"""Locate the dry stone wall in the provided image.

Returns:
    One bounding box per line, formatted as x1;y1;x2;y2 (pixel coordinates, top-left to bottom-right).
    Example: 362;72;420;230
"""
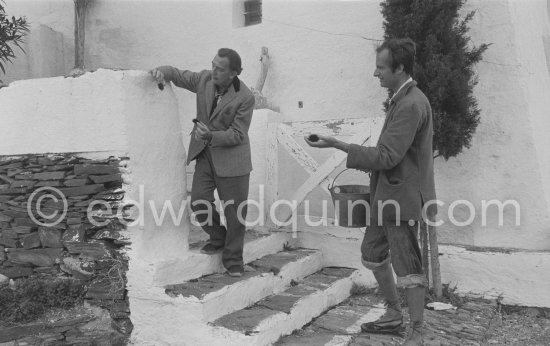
0;153;132;343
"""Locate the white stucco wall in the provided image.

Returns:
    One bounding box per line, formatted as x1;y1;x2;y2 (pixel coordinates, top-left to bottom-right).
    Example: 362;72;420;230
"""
0;68;190;257
434;0;550;250
2;0;550;252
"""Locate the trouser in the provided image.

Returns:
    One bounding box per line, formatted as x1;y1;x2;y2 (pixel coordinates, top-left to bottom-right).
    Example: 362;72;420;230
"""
190;149;250;268
360;221;428;288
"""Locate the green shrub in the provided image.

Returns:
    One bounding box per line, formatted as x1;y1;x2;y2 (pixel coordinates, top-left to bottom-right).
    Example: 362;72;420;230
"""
0;1;29;82
0;277;85;324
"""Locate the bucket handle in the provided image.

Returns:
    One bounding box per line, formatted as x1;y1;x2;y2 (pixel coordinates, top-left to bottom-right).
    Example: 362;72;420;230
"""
329;168;370;190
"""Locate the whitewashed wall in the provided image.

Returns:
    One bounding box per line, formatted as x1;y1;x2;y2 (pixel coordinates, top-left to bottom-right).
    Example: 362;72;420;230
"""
2;0;550;253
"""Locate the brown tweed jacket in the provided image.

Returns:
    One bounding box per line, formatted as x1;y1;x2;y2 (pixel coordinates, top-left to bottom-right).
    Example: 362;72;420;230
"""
346;81;437;223
160;67;255;177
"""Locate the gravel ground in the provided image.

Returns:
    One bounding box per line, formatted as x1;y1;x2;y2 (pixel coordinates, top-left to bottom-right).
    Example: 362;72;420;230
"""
485;306;550;345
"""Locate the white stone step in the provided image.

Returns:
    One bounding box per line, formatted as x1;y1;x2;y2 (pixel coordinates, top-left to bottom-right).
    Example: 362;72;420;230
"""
209;267;359;346
275;293;388;346
164;249;323;322
154;228;293;286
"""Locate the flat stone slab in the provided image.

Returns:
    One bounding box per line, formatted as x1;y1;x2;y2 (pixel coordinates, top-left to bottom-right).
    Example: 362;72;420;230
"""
274;329;335;346
165;249;319;299
312;304;369;334
188;228;269;251
301;272;344;289
321;267;357;278
277;292;497;346
165;270;267;299
214;267;357;333
249;249;317;274
257;293;303;314
212;305;279;334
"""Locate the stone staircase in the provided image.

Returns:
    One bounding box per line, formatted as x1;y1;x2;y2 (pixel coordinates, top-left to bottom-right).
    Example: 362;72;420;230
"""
155;227;370;346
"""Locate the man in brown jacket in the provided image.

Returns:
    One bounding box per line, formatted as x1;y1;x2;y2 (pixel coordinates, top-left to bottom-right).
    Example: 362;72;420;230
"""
305;38;436;346
150;48;255;277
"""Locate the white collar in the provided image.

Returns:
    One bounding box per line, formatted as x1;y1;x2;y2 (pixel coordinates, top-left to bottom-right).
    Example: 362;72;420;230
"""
390;77;413;103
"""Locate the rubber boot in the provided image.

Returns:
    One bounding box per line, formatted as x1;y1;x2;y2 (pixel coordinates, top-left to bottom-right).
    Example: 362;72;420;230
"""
402;286;425;346
361;262;403;334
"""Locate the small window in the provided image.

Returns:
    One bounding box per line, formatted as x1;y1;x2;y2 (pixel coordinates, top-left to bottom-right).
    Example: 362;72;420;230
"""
244;0;262;26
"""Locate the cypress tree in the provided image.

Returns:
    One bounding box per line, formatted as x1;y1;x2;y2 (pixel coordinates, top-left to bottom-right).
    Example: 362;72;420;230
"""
381;0;489;159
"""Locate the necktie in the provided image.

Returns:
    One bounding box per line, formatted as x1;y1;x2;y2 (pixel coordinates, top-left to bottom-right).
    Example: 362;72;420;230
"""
210;92;224;117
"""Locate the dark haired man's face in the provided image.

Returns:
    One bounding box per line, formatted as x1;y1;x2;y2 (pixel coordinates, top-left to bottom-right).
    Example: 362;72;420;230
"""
212;55;237;90
374;48;402;91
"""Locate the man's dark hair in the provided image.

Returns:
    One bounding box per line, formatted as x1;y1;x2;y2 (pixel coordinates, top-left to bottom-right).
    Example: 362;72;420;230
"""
217;48;243;75
376;38;416;75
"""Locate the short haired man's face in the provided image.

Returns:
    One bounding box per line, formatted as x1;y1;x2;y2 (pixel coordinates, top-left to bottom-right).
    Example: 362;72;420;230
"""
374;48;403;91
212;55;237;89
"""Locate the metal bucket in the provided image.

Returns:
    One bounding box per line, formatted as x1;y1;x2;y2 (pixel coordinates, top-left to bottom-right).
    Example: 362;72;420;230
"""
329;169;370;228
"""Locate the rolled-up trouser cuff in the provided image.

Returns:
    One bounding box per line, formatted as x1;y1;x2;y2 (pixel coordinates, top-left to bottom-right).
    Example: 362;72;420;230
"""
361;256;391;272
396;273;428;288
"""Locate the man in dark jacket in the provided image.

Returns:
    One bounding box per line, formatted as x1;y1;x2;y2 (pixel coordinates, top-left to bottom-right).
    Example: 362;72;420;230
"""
305;38;436;346
150;48;255;277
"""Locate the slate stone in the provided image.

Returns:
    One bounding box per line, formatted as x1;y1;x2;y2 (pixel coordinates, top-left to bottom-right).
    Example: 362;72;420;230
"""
34;181;62;187
92;229;124;241
0;266;33;278
62;225;85;243
38;228;63;248
13;226;34;234
33;266;59;275
0;196;11;202
9;180;36;189
37;157;56;166
89;174;122;184
213;305;279;333
63;179;88;187
59;184;104;197
0;237;19;248
42;199;67;210
2;229;19;239
74;200;93;207
1;161;23;169
250;249;317;275
321;267;357;278
14;172;34;179
0;187;27;195
302;272;345;289
7;248;63;266
0;221;10;229
312;305;367;333
165;270;265;299
1;209;28;218
0;213;12;222
111;317;134;335
85;276;124;300
49;164;72;171
0;184;9;190
74;164;118;176
22;232;41;249
33;171;66;180
257;293;302;314
60;257;93;280
93;191;125;200
285;283;322;298
65;241;110;258
12;218;35;227
66;217;82;225
0;175;13;184
277;329;337;346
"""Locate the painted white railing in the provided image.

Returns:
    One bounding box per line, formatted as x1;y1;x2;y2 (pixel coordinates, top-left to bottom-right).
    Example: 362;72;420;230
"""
264;116;385;226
